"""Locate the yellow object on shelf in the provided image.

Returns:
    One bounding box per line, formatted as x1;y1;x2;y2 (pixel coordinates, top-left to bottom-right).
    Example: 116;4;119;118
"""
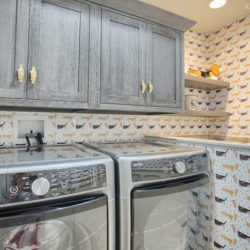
188;69;202;77
209;64;220;77
188;64;220;79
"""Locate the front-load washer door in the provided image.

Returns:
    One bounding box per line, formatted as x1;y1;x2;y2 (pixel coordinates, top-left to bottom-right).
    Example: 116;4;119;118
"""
131;173;210;250
0;194;108;250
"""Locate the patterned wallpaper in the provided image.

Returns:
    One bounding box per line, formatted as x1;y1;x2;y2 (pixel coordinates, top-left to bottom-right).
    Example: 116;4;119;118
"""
184;29;208;72
207;15;250;138
185;15;250;138
209;146;250;250
0;111;211;147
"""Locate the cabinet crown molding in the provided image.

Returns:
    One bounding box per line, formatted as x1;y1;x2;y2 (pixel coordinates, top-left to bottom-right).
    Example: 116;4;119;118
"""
83;0;196;32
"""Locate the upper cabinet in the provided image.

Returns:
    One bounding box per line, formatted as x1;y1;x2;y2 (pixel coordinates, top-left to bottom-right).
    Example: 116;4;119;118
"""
0;0;29;99
27;0;90;103
99;10;183;112
146;24;183;109
100;10;146;107
0;0;194;112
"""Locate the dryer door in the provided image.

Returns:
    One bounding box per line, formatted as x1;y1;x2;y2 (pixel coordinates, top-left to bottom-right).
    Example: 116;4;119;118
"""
0;194;108;250
131;173;209;250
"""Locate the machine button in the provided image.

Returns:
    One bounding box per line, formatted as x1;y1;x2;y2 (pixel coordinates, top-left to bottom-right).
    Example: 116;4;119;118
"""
174;162;186;174
31;177;50;196
51;178;57;184
9;186;19;194
61;179;68;188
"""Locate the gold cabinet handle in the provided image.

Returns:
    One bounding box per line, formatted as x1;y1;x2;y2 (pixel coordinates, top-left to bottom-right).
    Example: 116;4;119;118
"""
17;64;25;83
141;80;146;94
29;66;37;84
148;81;154;94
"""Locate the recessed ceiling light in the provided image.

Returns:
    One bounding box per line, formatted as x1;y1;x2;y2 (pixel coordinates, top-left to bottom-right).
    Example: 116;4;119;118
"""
209;0;227;9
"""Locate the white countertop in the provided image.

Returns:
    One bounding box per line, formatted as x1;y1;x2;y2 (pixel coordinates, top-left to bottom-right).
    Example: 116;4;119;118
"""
145;136;250;150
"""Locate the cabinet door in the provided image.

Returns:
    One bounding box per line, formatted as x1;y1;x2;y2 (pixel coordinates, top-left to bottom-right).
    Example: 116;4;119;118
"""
100;10;146;106
27;0;89;103
146;24;183;108
0;0;29;99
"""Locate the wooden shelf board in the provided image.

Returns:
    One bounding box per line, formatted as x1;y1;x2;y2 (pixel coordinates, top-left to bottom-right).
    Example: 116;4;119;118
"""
185;73;229;90
167;111;230;117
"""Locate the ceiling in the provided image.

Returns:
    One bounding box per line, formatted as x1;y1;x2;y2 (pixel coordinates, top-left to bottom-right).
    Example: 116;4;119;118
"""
141;0;249;33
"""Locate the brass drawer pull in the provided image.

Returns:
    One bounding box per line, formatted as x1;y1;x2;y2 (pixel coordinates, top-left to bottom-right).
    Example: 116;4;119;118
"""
148;81;154;94
29;66;37;84
17;64;24;83
141;80;146;94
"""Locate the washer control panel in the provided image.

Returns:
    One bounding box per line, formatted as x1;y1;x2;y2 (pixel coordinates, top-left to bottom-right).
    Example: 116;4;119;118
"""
0;164;106;204
131;152;208;182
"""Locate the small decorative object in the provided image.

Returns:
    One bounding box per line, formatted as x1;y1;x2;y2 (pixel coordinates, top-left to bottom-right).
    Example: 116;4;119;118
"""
188;69;202;77
185;95;197;111
209;64;220;79
188;64;220;79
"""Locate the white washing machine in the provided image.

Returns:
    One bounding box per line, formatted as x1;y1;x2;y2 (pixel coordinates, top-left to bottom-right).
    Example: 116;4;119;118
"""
0;144;115;250
85;141;210;250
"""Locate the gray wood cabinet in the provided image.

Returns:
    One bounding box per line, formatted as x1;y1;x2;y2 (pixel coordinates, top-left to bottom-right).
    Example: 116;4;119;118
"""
99;10;184;112
27;0;90;103
0;0;29;99
0;0;193;112
146;24;183;109
100;10;146;106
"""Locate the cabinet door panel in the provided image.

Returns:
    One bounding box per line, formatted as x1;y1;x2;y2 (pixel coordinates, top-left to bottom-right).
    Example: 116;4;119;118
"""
100;10;146;106
27;0;89;103
0;0;29;99
146;25;183;108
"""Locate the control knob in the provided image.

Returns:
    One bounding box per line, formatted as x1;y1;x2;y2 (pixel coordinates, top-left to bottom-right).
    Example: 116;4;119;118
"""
9;186;19;194
174;162;186;174
31;177;50;196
